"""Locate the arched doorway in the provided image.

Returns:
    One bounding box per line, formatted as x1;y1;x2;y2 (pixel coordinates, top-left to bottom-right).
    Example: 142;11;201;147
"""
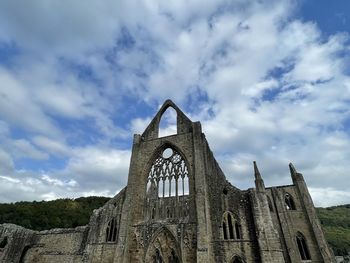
145;228;181;263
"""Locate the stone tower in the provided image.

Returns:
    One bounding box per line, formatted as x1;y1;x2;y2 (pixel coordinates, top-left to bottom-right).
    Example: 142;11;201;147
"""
0;100;335;262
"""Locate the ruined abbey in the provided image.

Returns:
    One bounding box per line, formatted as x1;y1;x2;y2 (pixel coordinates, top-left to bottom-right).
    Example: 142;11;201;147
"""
0;100;335;262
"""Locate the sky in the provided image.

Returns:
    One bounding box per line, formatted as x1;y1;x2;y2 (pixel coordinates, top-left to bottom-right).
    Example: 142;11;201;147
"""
0;0;349;207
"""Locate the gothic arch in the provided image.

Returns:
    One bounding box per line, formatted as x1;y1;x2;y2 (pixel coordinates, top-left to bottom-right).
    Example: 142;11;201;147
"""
296;231;311;260
141;100;193;140
222;211;242;240
159;106;177;137
145;142;190;197
230;255;245;263
144;227;182;263
285;193;296;210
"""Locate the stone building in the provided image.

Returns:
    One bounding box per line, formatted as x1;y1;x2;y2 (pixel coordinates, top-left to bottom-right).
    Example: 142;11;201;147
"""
0;100;335;262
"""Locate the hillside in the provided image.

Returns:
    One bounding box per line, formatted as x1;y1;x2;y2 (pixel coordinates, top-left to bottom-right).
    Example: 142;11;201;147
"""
317;204;350;256
0;196;109;230
0;197;349;256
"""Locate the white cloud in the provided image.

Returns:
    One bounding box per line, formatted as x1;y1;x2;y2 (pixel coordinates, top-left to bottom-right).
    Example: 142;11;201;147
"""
0;0;348;207
32;136;70;157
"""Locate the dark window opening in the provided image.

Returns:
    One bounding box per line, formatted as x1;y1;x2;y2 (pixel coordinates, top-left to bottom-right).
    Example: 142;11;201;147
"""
232;255;244;263
223;212;242;240
154;248;164;263
0;236;7;248
235;222;242;239
106;218;118;242
285;193;296;210
223;221;228;240
267;196;274;212
296;232;311;260
168;249;179;263
228;213;234;239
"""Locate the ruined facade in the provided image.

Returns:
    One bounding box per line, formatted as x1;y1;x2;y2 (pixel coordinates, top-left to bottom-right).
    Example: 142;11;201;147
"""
0;100;335;262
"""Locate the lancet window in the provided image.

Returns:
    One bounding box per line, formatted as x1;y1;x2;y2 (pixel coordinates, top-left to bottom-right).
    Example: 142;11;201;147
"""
267;195;274;212
285;193;296;210
222;212;242;240
147;147;189;198
106;218;118;242
296;232;311;260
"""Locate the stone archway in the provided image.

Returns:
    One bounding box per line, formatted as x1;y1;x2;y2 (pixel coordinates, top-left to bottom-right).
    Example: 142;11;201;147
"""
145;228;181;263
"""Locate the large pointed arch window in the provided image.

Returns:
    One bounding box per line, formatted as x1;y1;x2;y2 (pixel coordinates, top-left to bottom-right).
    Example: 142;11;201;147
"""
147;147;189;198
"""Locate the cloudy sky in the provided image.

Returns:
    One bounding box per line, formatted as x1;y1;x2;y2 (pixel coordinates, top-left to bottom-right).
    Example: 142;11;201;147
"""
0;0;349;207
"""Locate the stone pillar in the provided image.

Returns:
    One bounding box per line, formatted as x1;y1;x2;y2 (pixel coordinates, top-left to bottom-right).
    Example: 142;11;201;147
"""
289;163;335;263
251;162;285;263
192;122;214;262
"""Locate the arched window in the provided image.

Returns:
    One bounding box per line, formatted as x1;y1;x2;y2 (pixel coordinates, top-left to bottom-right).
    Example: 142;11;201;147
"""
159;107;177;137
296;232;311;260
222;212;242;240
106;218;118;242
147;147;189;198
0;236;7;248
232;255;245;263
267;195;274;212
285;193;296;210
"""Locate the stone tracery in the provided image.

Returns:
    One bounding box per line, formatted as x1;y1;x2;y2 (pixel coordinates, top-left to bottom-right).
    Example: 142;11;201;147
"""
147;147;189;198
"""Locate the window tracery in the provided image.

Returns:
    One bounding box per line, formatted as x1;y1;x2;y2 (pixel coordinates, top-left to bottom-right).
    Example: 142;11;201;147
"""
147;147;189;198
106;218;118;242
222;212;242;240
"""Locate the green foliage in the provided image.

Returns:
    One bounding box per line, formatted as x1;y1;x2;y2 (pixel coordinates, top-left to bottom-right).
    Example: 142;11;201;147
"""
317;204;350;256
0;197;349;256
0;196;109;231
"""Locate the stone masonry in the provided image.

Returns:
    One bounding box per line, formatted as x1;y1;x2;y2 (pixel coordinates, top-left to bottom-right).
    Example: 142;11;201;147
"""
0;100;335;262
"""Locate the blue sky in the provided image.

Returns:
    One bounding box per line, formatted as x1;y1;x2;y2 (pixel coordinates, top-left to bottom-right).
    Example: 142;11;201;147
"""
0;0;349;206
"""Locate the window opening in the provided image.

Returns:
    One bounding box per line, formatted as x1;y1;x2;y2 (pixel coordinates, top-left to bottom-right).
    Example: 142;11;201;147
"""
285;193;296;210
223;221;228;240
169;249;180;263
232;256;244;263
235;222;241;239
154;248;164;263
267;196;274;212
228;214;234;239
106;218;118;242
0;236;7;248
296;232;311;260
223;212;242;240
147;147;189;198
159;107;177;137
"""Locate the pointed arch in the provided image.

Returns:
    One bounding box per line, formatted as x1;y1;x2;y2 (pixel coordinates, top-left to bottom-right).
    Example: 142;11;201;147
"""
145;143;190;198
285;193;296;210
296;232;311;260
222;212;242;240
144;227;181;263
159;106;177;137
141;100;193;140
231;255;245;263
106;218;118;242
